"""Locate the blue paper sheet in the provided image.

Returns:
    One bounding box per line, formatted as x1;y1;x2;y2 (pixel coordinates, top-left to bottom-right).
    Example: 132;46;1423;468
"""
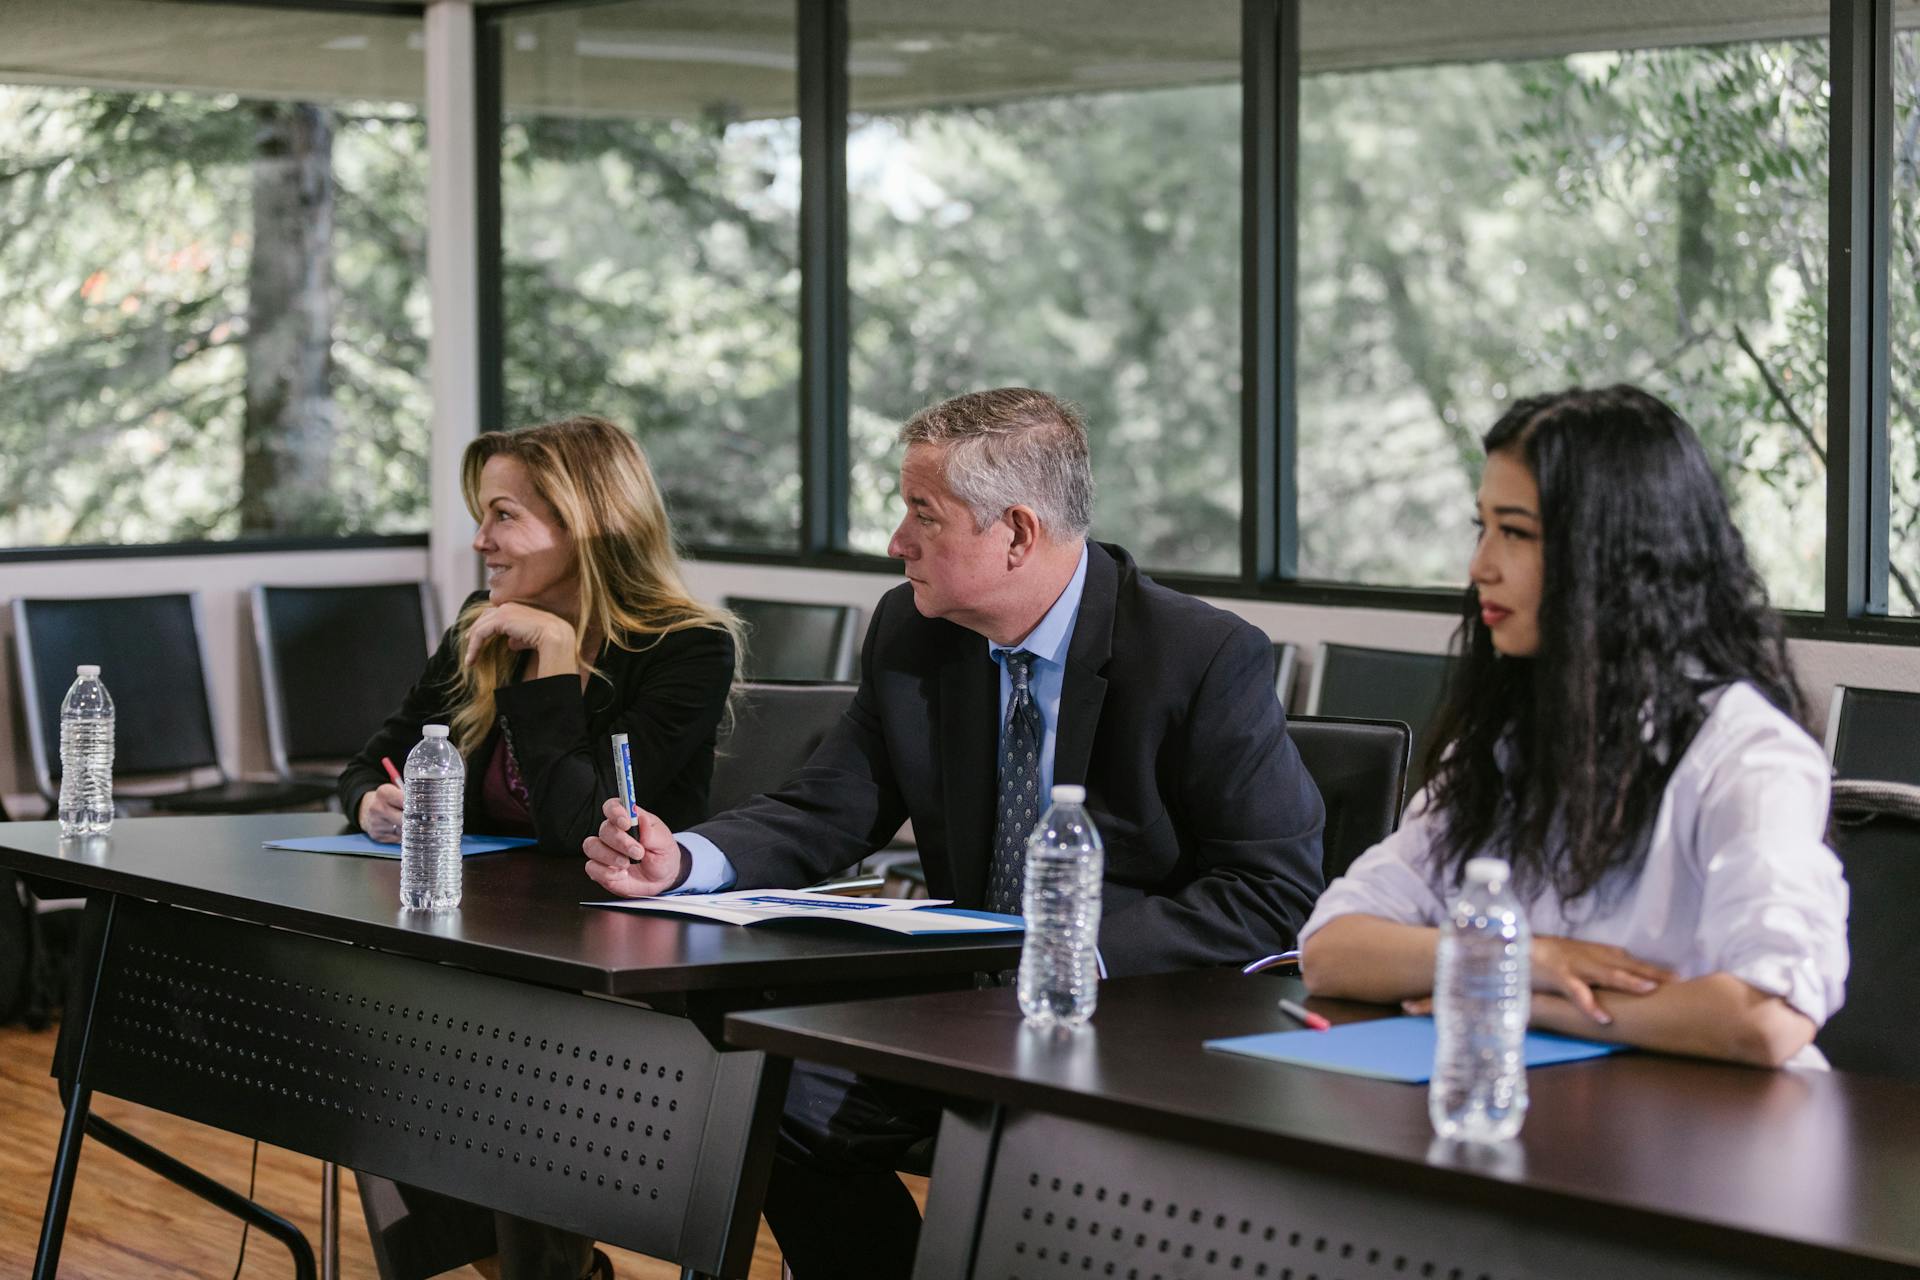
264;833;536;858
1205;1015;1627;1083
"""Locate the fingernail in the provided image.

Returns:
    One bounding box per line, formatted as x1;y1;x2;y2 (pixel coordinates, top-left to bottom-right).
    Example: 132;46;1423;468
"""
1636;979;1657;992
1595;1011;1613;1025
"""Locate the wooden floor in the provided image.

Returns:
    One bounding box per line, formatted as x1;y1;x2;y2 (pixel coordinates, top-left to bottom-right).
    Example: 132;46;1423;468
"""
1;1020;921;1278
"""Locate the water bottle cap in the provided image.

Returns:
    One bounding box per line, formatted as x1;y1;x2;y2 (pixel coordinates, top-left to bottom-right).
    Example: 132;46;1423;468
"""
1050;784;1086;804
422;724;450;739
1464;856;1511;883
75;664;100;677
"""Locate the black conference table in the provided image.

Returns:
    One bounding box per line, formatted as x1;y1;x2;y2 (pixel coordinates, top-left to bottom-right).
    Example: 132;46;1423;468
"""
0;814;1021;1280
728;967;1920;1280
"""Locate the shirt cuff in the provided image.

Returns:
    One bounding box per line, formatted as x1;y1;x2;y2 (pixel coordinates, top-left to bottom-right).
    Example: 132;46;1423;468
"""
671;831;738;894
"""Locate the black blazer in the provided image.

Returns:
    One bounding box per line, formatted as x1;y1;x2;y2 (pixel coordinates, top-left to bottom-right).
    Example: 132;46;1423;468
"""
694;543;1326;976
340;590;734;852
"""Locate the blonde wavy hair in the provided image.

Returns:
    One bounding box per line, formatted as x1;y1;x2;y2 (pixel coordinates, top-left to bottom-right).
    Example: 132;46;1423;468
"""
448;415;741;757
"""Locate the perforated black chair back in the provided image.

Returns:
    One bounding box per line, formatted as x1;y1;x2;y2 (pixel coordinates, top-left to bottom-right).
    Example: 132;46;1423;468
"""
725;597;860;683
13;594;223;796
709;681;857;817
1272;642;1300;708
252;583;438;776
13;593;333;814
1826;685;1920;787
1286;714;1412;882
1817;812;1920;1081
1304;642;1456;791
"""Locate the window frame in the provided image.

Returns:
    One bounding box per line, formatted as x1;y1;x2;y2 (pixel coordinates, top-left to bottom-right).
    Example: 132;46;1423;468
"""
11;0;1904;653
471;0;1914;645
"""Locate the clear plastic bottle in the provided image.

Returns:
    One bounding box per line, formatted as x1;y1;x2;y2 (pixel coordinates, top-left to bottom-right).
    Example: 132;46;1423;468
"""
400;724;464;910
1430;856;1531;1142
1017;784;1104;1029
57;665;115;837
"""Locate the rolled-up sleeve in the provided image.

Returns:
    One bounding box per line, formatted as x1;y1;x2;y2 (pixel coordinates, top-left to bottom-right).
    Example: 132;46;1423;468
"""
1693;721;1850;1027
1299;790;1449;942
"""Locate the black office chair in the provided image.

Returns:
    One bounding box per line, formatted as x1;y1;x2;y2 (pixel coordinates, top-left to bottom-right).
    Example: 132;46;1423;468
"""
1303;641;1456;792
13;594;333;814
251;582;439;784
1817;791;1920;1081
725;597;860;683
1286;714;1412;882
1825;685;1920;787
1272;641;1300;708
710;680;859;816
1244;714;1412;977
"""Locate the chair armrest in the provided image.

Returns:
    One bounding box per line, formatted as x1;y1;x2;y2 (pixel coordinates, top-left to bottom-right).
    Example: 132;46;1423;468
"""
809;875;887;897
1241;950;1302;976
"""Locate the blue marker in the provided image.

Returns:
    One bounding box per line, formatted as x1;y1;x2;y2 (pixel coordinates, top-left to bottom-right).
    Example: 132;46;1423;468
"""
611;732;637;830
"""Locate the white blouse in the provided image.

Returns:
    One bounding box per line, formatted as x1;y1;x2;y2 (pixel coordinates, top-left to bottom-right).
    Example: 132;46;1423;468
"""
1301;681;1850;1045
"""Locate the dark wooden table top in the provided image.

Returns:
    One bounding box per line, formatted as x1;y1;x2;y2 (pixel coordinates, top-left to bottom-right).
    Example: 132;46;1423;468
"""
0;815;1020;997
728;967;1920;1276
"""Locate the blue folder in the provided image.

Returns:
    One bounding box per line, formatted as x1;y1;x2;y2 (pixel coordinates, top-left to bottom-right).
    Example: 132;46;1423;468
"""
264;834;536;858
1205;1015;1628;1083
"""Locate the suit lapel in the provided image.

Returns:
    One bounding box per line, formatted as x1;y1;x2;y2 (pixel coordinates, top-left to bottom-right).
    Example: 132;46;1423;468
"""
939;641;1000;907
1053;544;1115;789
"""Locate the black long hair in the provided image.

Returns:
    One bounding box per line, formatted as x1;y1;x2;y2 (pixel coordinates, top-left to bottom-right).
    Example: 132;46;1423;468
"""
1421;384;1802;904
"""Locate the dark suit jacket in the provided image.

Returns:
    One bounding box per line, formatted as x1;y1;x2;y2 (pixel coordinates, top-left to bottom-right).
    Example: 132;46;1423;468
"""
340;590;734;853
694;543;1325;976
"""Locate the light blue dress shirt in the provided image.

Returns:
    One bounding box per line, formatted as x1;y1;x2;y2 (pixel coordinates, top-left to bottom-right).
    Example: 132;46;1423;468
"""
673;545;1091;894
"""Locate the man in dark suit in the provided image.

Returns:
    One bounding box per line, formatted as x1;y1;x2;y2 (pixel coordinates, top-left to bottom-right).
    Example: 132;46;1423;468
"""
584;387;1325;1277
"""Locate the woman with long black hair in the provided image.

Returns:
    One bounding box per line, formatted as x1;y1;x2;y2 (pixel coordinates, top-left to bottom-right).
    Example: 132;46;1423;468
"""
1300;384;1848;1068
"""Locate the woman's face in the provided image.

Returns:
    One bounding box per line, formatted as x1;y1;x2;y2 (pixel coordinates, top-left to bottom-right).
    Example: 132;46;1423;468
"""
472;456;579;616
1470;450;1544;658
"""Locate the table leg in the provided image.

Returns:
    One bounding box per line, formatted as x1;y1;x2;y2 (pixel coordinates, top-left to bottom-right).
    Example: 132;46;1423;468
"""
321;1161;340;1280
33;894;117;1280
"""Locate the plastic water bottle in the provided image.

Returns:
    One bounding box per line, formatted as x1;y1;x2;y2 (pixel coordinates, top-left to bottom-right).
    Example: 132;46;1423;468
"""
1017;784;1104;1029
400;725;464;910
1430;856;1531;1142
57;665;115;836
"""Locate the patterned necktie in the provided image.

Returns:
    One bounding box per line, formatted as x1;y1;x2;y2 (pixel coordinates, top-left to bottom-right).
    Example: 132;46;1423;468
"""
986;650;1044;916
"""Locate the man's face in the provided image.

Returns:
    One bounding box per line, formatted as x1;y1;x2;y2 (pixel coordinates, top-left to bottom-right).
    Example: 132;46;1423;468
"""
887;443;1013;633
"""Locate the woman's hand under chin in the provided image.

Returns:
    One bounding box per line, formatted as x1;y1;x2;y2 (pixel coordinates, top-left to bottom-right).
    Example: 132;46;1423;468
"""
464;602;580;677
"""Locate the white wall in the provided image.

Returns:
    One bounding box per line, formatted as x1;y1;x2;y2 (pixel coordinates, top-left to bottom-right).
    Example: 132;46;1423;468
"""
5;547;1917;815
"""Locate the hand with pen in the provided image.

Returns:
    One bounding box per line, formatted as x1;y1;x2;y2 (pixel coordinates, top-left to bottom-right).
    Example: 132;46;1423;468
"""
358;756;406;845
582;797;687;898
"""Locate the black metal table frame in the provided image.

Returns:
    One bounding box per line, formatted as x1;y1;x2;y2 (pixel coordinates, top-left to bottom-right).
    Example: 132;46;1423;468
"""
909;1100;1830;1280
36;892;789;1280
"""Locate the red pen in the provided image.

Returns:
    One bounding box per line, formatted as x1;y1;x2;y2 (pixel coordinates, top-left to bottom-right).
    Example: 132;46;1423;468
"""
381;756;403;788
1278;997;1331;1032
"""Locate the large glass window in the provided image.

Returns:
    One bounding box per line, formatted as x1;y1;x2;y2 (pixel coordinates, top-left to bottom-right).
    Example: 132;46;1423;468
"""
498;1;801;550
1297;9;1831;610
0;1;428;549
1892;12;1920;615
843;3;1242;575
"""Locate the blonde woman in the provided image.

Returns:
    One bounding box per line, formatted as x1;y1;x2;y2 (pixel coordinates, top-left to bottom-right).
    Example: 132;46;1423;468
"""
341;414;738;856
338;416;735;1280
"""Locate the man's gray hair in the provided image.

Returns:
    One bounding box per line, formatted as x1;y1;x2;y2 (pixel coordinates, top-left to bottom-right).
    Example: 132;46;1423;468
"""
898;388;1094;539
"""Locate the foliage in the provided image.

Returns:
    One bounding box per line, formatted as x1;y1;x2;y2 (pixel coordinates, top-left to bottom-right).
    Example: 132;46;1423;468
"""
0;87;429;547
2;31;1916;615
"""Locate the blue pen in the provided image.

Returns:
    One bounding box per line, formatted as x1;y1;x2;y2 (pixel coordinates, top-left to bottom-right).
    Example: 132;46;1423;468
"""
611;732;637;830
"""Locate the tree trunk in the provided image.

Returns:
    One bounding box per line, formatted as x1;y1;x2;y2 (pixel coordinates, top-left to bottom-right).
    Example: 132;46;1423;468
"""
240;102;336;535
1675;161;1715;336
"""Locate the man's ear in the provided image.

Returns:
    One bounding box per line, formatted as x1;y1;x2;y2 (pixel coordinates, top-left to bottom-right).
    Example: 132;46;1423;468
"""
1004;505;1042;567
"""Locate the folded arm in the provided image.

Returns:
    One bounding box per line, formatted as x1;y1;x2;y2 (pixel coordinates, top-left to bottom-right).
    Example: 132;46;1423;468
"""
1532;975;1816;1068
